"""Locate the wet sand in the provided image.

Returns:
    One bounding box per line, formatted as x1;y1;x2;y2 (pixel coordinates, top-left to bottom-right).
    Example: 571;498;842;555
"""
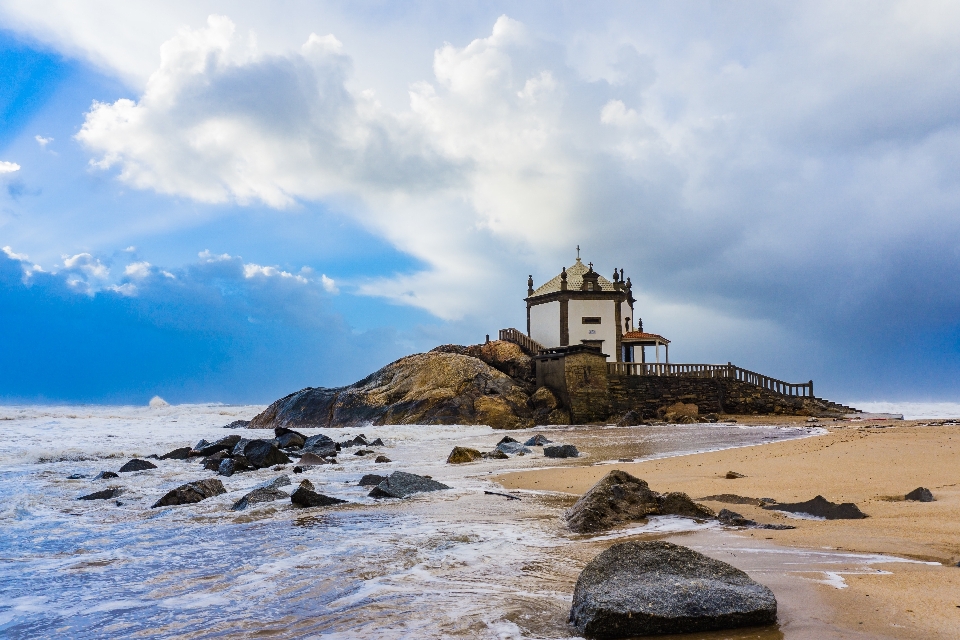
496;419;960;639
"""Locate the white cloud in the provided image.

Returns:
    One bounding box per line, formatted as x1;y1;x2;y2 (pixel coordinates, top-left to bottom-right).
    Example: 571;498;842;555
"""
63;252;110;282
243;262;308;283
0;161;21;173
108;282;138;296
35;135;53;147
124;261;152;278
320;274;338;294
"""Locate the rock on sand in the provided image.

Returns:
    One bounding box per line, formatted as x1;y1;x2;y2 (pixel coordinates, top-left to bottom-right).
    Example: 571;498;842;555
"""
570;540;777;638
368;471;450;499
446;447;483;464
151;479;225;508
763;495;868;519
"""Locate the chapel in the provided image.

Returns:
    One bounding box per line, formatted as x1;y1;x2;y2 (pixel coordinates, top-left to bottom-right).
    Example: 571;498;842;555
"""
525;250;670;363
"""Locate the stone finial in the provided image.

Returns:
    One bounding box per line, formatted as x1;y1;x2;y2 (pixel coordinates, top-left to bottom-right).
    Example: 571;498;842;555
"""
527;274;534;295
620;268;624;281
561;267;567;291
612;268;619;282
625;276;632;290
638;317;643;332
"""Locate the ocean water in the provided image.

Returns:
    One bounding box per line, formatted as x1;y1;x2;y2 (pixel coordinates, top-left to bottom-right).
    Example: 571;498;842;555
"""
849;401;960;420
0;405;892;638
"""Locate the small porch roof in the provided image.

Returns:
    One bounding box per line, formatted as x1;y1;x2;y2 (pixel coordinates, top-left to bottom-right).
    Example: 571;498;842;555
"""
621;330;670;346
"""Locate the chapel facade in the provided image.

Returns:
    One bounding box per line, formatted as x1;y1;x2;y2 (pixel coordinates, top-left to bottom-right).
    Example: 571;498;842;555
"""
525;252;671;363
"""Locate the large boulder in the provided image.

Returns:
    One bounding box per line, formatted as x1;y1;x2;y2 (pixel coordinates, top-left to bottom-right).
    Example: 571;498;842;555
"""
905;487;934;502
248;351;534;430
368;471;451;498
565;471;661;533
528;387;570;425
763;495;868;519
662;402;699;423
570;541;777;638
194;434;242;457
431;340;535;385
151;479;225;508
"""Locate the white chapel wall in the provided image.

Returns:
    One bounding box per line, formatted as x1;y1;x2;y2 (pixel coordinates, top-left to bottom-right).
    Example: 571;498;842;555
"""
620;300;635;332
568;299;618;361
529;301;560;347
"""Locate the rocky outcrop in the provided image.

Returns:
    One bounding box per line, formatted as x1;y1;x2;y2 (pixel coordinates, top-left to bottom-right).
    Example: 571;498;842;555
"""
446;447;483;464
151;479;225;508
763;495;868;519
565;471;716;534
431;340;535;386
249;351;537;430
570;541;777;638
368;471;450;498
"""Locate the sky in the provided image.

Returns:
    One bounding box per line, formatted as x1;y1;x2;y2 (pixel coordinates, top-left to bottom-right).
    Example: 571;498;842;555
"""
1;1;959;405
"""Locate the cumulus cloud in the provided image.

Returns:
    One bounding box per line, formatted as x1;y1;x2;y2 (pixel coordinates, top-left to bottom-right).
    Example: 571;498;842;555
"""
0;161;21;173
124;261;152;278
320;274;338;294
35;135;53;147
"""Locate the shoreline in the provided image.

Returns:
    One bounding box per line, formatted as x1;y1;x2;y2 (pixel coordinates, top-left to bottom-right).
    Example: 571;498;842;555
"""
494;418;960;639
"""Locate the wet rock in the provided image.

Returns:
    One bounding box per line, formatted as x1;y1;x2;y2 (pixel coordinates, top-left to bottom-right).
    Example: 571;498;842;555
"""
221;419;250;429
67;473;87;480
374;455;391;463
658;492;716;520
763;495;868;519
446;446;483;464
368;471;451;499
248;350;535;430
274;426;306;438
217;458;236;476
232;486;288;511
119;459;157;473
570;540;777;638
524;434;552;446
236;439;291;469
564;470;661;534
195;434;243;457
353;449;375;456
201;450;231;465
369;438;385;446
297;452;334;466
291;480;347;507
717;509;795;530
905;487;934;502
302;434;337;458
276;432;305;449
482;449;509;460
615;410;647;427
497;441;532;455
95;471;119;480
726;471;746;479
358;474;387;486
543;444;579;458
340;435;369;448
497;435;519;445
151;479;226;508
159;447;192;460
79;488;123;500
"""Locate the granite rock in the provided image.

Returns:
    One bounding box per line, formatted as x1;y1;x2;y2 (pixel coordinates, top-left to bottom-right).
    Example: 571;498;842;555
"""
570;540;777;638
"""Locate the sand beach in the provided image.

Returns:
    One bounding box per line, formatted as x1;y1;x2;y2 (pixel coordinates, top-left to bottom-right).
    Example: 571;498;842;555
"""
497;418;960;639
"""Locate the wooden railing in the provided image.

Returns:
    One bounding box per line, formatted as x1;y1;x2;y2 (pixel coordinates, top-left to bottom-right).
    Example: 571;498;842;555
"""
608;362;814;398
498;328;546;356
